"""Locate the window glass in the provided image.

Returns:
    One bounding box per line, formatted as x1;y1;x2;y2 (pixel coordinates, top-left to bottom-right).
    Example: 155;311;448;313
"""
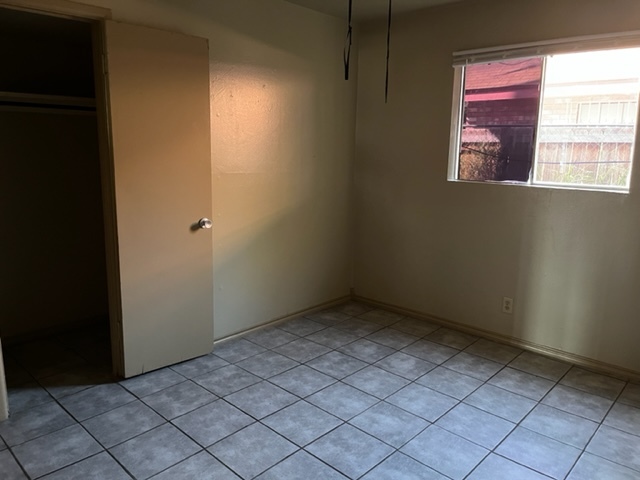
452;46;640;191
459;58;543;182
535;48;640;188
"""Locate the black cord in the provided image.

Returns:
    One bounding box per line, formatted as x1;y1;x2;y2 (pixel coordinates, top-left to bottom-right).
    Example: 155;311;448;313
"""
344;0;353;80
385;0;392;103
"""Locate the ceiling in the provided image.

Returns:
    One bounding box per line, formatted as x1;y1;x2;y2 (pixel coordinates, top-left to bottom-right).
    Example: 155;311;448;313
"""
284;0;464;20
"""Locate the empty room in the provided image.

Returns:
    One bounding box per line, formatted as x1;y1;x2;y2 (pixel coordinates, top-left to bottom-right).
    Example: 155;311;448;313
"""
0;0;639;479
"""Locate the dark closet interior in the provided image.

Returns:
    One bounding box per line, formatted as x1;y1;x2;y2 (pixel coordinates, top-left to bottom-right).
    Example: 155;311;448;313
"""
0;7;112;389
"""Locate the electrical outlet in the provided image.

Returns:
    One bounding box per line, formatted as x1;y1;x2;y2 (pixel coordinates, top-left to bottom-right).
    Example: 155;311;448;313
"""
502;297;514;314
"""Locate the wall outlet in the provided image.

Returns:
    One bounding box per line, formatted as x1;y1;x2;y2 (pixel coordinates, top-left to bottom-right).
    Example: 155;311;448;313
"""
502;297;514;314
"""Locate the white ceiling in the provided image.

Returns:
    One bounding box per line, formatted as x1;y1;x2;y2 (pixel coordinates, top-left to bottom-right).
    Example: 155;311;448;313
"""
284;0;464;20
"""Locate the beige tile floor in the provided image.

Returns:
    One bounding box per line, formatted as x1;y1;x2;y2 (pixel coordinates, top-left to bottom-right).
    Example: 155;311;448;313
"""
1;302;639;479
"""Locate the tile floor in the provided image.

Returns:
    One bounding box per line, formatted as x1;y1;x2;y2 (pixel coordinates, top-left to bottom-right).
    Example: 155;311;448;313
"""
1;302;640;479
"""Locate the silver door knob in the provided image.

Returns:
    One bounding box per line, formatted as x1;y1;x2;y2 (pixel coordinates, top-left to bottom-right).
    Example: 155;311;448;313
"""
198;218;212;229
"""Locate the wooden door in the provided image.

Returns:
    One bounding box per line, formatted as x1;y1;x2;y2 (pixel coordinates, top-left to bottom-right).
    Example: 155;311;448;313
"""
103;20;213;378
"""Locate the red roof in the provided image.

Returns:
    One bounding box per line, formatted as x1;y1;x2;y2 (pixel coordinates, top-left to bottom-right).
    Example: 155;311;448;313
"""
465;58;542;90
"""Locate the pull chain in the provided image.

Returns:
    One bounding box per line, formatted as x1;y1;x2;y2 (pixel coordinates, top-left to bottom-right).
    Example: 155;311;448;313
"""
344;0;353;80
385;0;393;103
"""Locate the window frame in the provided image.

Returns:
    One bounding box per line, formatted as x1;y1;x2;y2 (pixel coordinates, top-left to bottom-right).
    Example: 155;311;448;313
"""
447;32;640;193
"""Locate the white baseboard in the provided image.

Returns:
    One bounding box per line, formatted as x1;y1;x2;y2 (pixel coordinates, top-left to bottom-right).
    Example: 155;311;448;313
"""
211;292;640;383
354;295;640;383
214;295;351;346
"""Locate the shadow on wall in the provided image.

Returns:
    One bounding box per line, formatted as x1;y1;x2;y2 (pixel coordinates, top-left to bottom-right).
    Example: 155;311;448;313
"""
513;190;640;369
212;191;351;339
209;64;353;339
0;111;109;339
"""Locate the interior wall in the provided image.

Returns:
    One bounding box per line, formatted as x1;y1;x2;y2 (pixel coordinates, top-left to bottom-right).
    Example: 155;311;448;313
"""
0;8;108;341
354;0;640;372
0;111;108;338
80;0;357;339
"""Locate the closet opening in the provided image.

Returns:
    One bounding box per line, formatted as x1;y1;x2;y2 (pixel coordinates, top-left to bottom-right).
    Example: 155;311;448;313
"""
0;6;115;403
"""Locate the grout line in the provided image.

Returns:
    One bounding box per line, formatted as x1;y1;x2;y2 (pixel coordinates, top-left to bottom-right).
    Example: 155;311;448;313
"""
4;444;31;480
3;303;640;479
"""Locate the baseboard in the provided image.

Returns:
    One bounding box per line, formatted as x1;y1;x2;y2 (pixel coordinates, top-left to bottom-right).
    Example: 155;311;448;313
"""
214;295;352;346
353;294;640;383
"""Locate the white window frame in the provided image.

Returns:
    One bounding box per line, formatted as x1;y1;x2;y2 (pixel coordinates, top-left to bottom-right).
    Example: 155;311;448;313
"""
447;31;640;193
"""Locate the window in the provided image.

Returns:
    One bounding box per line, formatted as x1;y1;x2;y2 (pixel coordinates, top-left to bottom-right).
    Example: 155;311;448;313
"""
449;38;640;192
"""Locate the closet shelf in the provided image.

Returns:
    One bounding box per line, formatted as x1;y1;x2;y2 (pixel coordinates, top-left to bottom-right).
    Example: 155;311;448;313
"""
0;91;96;108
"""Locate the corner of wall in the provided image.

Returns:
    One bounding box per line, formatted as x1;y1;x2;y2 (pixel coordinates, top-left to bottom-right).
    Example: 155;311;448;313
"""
0;339;8;421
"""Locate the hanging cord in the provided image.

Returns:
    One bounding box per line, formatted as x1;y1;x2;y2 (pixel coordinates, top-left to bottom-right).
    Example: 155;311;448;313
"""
344;0;353;80
385;0;393;103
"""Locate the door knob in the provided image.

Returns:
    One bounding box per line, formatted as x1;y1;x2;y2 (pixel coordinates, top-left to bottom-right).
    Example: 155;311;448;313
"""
198;218;212;229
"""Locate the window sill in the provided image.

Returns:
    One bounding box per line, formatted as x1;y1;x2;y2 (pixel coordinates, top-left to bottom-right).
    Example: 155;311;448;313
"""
447;178;630;195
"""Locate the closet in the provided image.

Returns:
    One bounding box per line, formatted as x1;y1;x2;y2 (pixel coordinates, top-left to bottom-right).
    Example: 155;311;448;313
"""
2;3;215;386
0;7;111;370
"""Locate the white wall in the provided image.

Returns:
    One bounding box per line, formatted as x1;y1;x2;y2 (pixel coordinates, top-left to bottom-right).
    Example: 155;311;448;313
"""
354;0;640;372
81;0;357;338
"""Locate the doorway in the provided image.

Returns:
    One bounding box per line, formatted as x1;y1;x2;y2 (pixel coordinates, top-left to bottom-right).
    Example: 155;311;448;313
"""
0;1;216;411
0;7;115;411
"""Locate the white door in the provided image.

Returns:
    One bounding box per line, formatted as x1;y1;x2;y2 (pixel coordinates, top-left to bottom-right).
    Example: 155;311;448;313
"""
103;20;214;378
